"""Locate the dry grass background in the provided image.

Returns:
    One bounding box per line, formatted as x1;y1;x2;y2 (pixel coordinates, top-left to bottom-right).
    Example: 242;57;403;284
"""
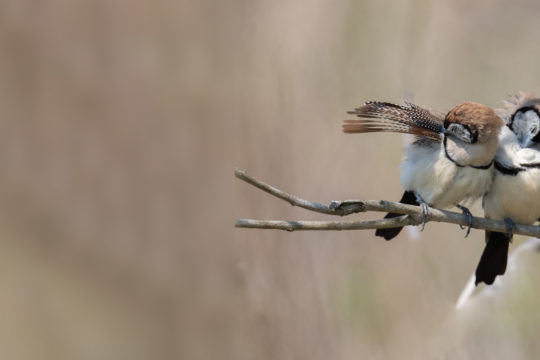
2;0;540;359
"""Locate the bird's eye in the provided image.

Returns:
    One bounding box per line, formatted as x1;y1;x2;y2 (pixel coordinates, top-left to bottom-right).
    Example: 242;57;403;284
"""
446;123;474;143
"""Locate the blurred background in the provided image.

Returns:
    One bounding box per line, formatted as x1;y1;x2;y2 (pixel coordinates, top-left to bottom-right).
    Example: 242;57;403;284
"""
2;0;540;358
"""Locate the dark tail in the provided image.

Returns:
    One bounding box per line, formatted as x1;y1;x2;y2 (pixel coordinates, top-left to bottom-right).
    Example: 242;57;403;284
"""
375;191;418;241
475;231;511;286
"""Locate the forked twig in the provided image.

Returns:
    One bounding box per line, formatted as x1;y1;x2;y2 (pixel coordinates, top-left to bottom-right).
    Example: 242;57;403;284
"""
234;168;540;237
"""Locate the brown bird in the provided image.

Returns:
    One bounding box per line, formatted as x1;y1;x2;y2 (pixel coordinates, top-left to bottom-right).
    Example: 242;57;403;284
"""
344;101;504;240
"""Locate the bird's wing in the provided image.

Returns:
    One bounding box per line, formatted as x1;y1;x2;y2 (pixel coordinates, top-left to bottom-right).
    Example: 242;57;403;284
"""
343;101;444;141
494;127;540;171
518;146;540;168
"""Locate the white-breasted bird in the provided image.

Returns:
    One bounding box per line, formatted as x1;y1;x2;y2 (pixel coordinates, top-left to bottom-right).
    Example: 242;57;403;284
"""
476;92;540;285
343;101;504;240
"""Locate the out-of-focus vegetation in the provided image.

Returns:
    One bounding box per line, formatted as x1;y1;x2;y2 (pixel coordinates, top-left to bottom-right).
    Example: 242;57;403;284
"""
2;0;540;359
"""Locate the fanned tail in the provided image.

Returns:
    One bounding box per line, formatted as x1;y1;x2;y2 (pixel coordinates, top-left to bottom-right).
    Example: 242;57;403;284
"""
343;101;444;141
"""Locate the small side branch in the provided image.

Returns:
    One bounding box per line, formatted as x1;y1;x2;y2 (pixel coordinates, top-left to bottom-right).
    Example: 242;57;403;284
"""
235;216;416;232
235;168;540;237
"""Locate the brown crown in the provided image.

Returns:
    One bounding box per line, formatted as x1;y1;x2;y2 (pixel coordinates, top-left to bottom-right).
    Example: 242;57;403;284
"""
445;102;504;143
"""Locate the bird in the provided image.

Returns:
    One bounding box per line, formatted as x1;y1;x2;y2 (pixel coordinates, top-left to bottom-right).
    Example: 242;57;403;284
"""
343;100;504;240
476;92;540;285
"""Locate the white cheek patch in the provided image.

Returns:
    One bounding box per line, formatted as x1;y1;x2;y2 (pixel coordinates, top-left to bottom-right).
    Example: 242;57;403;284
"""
513;110;540;139
447;123;472;143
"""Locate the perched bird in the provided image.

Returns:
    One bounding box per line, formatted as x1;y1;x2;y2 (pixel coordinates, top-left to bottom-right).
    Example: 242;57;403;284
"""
343;101;504;240
476;92;540;285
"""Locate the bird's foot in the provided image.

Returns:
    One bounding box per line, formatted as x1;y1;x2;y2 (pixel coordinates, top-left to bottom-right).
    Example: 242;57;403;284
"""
415;194;430;231
456;204;473;238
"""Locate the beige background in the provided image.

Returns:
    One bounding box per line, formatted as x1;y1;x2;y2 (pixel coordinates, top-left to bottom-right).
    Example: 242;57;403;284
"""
1;0;540;359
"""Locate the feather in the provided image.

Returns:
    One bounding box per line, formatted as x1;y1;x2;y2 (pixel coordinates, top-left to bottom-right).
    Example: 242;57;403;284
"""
343;101;444;141
375;190;418;240
475;231;511;285
496;91;538;124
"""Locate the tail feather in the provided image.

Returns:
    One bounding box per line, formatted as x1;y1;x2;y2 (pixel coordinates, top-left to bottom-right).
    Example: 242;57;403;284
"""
343;101;444;141
475;231;511;285
375;191;418;240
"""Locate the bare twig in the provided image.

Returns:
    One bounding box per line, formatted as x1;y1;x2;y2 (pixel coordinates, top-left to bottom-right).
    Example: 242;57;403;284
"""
235;168;540;237
235;217;416;231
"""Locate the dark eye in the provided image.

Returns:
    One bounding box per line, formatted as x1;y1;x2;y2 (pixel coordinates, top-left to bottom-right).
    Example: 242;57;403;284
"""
446;123;475;143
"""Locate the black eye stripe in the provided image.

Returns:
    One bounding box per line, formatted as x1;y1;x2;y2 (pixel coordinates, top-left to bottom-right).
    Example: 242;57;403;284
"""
462;124;478;143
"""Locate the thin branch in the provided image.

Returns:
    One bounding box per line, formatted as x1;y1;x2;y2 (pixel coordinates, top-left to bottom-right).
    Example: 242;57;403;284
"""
235;216;416;231
235;168;540;237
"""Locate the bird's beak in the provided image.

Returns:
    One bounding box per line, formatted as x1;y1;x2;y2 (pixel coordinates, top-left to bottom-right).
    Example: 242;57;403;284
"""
519;135;534;148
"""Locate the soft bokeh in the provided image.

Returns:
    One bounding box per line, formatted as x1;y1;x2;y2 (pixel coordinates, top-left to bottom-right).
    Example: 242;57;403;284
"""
2;0;540;359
